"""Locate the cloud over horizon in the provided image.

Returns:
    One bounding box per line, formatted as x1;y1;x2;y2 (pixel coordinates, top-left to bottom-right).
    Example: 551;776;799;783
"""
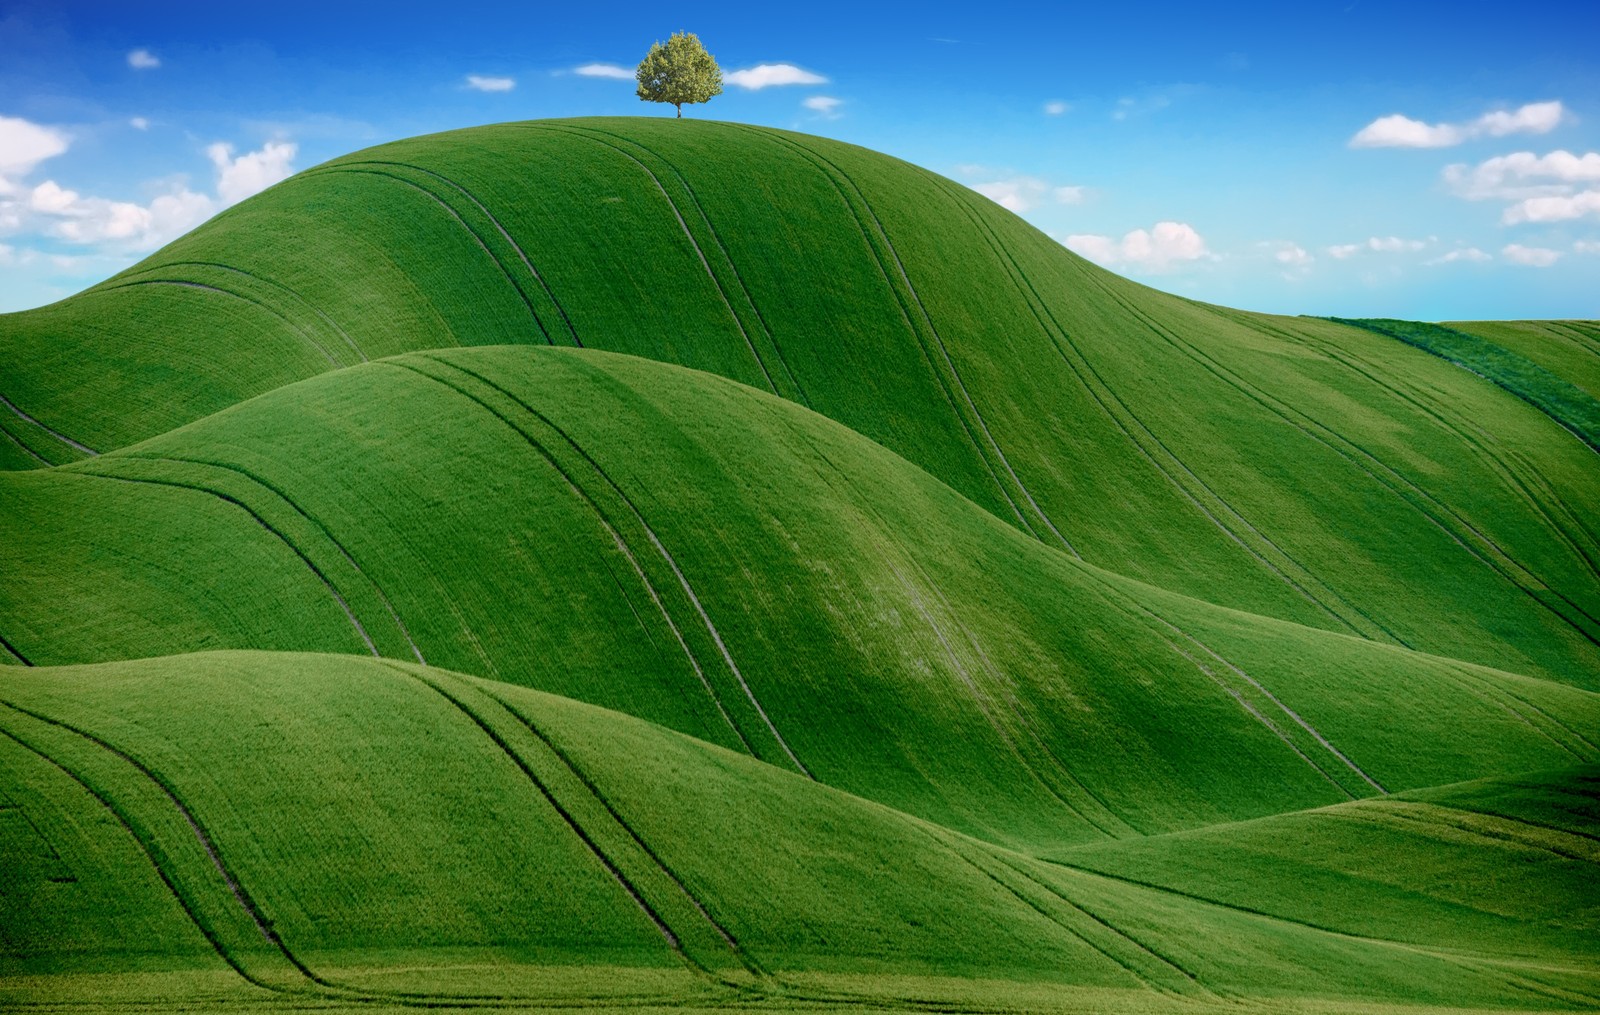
724;63;827;89
1350;101;1566;149
465;74;515;93
573;63;633;80
1065;221;1211;271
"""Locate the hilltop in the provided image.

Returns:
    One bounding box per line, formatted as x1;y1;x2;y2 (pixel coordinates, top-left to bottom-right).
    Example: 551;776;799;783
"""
1;119;1596;1013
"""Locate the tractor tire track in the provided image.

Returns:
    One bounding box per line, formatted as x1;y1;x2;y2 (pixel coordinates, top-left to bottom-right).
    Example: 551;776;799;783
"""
99;279;341;368
128;453;424;665
307;166;553;345
428;354;813;779
0;632;31;666
335;159;580;347
379;359;756;758
0;391;98;458
735;125;1036;539
0;417;53;466
764;130;1070;551
74;466;378;657
518;125;778;393
557;124;810;406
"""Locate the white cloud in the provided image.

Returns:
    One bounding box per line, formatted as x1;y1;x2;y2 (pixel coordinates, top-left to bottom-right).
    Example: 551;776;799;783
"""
1502;189;1600;224
1425;247;1491;265
1576;240;1600;254
1327;236;1428;258
969;176;1084;213
1444;150;1600;200
802;95;843;119
724;63;827;89
127;48;161;70
0;116;69;179
207;141;297;205
1502;243;1561;267
1043;100;1069;116
574;63;632;80
465;75;515;93
1065;221;1211;271
129;117;150;131
1351;100;1566;149
1273;243;1313;267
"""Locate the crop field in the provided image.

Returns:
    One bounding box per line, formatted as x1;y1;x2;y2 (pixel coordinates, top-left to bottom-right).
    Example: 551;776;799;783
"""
1;119;1596;1013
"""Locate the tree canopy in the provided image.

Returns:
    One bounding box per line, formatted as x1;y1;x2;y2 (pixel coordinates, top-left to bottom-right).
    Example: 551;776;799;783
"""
635;31;723;117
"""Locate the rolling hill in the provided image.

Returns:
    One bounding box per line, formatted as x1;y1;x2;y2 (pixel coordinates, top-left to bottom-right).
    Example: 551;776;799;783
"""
2;118;1596;1013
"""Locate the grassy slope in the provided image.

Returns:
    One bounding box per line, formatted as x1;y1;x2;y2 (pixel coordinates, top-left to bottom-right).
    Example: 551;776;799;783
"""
2;346;1596;860
1;120;1595;689
1445;320;1600;401
3;651;1590;1012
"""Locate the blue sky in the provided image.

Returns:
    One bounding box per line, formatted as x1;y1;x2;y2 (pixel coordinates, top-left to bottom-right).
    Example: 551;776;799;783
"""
2;0;1597;318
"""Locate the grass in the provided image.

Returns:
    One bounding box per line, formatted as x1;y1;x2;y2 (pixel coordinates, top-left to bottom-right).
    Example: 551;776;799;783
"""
0;118;1596;1011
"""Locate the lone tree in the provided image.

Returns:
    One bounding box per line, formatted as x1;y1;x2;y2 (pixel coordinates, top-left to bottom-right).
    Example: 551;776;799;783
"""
635;31;723;118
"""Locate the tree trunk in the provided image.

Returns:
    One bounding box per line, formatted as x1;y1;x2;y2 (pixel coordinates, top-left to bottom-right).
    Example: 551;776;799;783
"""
675;103;682;118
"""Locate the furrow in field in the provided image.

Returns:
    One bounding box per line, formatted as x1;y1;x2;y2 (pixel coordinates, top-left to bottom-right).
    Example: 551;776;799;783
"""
735;124;1036;538
931;173;1392;642
378;359;757;758
127;453;424;665
140;260;369;363
308;166;552;345
561;123;810;405
773;132;1071;552
336;158;580;347
1211;312;1600;649
426;354;813;779
0;391;98;458
466;675;763;975
0;420;51;468
521;125;779;394
73;465;379;657
102;278;341;368
0;633;31;666
1091;276;1600;652
1234;310;1600;593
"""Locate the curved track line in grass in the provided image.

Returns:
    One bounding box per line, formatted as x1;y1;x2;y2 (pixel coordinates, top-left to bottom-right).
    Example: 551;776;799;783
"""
382;666;684;956
519;125;778;394
1433;668;1587;762
379;359;755;758
0;633;30;666
335;159;581;347
466;676;764;976
307;166;553;345
930;179;1394;643
556;124;810;406
1356;801;1598;864
101;279;341;369
0;716;275;993
429;355;813;780
1106;291;1600;653
735;126;1034;539
74;468;379;658
0;391;98;458
0;700;326;995
139;260;368;364
0;419;52;467
132;453;424;665
1239;310;1600;594
762;130;1073;552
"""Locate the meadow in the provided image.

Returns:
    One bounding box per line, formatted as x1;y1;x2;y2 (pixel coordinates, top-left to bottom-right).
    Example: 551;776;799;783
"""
1;119;1595;1013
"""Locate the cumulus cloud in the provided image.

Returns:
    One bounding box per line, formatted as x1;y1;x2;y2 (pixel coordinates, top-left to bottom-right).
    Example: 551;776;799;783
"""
1502;189;1600;224
724;63;827;89
574;63;632;80
465;74;515;92
802;95;843;119
127;48;161;70
1350;100;1566;149
1327;236;1428;258
0;116;69;180
1425;247;1491;265
1065;221;1211;271
1502;243;1562;267
1043;100;1069;116
969;176;1083;213
1444;150;1600;200
1273;243;1313;267
207;140;297;205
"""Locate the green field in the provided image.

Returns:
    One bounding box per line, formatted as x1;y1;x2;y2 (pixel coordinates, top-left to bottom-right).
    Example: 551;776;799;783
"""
2;118;1596;1013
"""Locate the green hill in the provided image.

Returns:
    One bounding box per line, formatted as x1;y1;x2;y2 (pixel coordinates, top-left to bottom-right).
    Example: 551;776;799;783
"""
2;118;1596;1012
